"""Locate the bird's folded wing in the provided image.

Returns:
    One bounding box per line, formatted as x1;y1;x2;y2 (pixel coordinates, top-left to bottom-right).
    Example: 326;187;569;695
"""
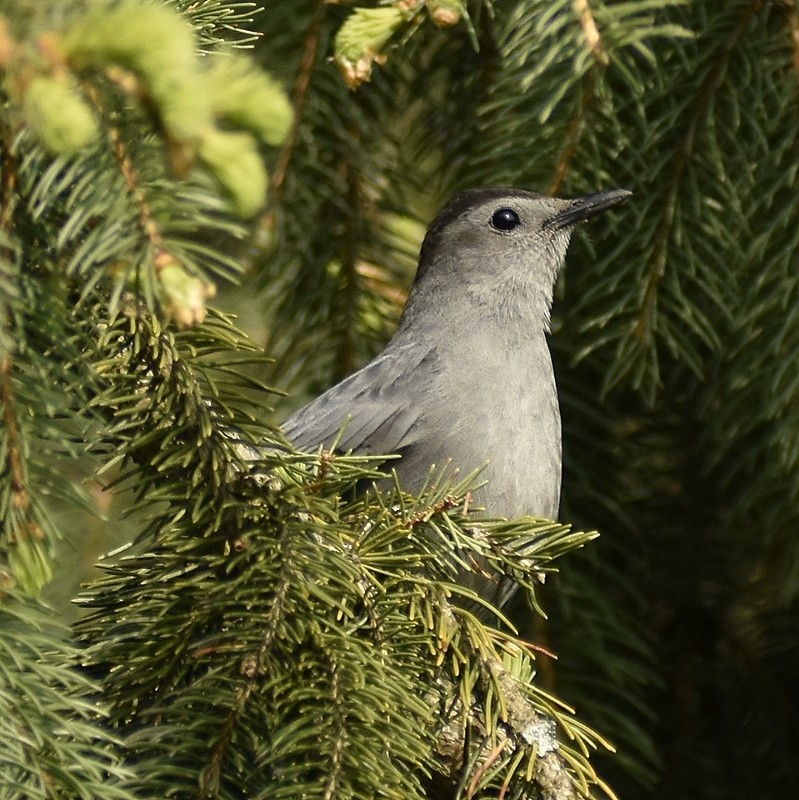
282;341;434;457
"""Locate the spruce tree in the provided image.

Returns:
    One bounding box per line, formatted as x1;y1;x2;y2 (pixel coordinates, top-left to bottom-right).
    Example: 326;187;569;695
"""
2;1;798;799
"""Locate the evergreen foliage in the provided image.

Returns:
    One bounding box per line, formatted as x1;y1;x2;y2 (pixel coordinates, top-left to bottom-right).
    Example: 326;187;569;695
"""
75;310;607;798
0;599;137;800
1;0;798;799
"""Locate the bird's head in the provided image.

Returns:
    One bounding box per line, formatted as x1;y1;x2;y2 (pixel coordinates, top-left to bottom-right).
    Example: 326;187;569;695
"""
405;187;631;332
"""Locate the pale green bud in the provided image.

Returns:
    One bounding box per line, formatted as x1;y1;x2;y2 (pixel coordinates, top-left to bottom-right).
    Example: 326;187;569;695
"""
427;0;465;27
63;1;210;140
334;6;405;89
197;127;268;218
157;255;214;327
24;75;98;154
207;56;293;146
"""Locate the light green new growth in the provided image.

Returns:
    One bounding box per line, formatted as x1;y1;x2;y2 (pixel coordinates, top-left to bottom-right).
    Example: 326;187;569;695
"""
63;0;211;140
207;55;293;146
198;127;268;217
334;5;407;88
23;76;98;154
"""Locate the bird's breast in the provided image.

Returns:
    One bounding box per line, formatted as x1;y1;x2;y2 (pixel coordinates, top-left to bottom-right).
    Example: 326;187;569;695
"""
398;333;562;520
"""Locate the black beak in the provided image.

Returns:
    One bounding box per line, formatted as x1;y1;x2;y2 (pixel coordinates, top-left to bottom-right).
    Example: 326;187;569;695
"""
550;188;632;230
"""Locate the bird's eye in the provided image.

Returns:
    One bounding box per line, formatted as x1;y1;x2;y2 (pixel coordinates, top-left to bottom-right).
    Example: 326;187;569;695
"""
490;208;521;231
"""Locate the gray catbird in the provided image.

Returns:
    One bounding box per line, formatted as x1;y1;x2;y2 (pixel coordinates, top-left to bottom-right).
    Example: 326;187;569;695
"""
282;187;630;601
284;187;629;504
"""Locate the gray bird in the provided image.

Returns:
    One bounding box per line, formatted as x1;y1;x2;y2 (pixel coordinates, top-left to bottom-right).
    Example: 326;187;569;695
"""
282;187;630;600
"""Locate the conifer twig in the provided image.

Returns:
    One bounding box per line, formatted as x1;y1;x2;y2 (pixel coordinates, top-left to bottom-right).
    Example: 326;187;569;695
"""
634;0;765;344
548;73;598;196
83;83;164;252
573;0;608;66
787;0;799;76
0;356;34;537
268;0;327;212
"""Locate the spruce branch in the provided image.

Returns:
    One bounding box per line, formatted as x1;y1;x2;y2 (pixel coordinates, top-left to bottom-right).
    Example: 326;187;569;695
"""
268;0;327;216
611;0;767;396
75;323;609;798
790;0;799;76
547;72;600;195
1;0;293;325
0;354;51;594
573;0;609;67
199;519;304;800
0;598;139;800
85;82;163;253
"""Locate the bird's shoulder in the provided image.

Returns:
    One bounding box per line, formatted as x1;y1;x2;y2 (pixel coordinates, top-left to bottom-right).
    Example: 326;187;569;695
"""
282;338;438;455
